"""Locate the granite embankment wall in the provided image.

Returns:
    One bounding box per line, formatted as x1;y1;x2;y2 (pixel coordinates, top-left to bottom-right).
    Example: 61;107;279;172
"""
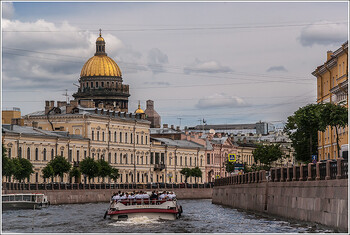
3;188;212;204
212;159;348;232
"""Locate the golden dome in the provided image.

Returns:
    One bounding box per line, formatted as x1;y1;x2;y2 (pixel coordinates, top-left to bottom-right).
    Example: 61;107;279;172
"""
96;36;105;42
135;101;145;114
80;55;122;77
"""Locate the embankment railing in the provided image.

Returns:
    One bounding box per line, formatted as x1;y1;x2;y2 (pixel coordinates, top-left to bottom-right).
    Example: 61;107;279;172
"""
2;182;214;191
215;158;348;186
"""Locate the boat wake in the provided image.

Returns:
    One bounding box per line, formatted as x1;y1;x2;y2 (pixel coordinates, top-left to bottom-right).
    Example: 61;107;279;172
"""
109;216;163;226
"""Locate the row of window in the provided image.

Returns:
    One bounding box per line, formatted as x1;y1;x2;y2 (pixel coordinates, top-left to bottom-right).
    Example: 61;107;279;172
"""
91;130;148;145
7;147;203;167
28;170;203;184
82;80;119;89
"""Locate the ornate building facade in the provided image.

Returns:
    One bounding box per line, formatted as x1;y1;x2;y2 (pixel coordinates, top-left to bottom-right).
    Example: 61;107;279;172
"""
312;41;348;160
73;32;130;112
2;33;208;184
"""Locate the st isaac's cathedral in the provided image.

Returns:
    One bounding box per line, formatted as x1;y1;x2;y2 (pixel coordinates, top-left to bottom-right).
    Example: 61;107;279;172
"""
3;33;206;184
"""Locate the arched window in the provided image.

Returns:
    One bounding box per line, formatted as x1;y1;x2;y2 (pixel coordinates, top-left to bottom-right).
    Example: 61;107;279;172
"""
97;131;100;141
108;131;111;141
131;133;133;143
27;147;31;160
114;131;117;142
141;136;143;145
131;154;133;164
120;132;122;143
120;153;123;164
190;157;192;166
102;132;105;141
51;149;54;160
18;147;22;158
35;148;39;160
114;153;117;163
125;133;128;143
185;157;187;166
125;153;128;164
108;153;111;163
43;148;47;161
92;131;94;140
180;157;182;166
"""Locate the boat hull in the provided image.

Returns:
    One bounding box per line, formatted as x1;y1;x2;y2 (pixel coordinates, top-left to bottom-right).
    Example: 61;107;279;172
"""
107;199;181;221
2;202;48;210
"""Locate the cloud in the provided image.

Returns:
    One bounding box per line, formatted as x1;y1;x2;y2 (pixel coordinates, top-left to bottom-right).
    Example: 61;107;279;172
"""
143;81;170;86
196;93;247;109
184;58;233;74
266;66;288;72
2;2;15;19
147;48;169;74
2;18;125;90
298;21;348;47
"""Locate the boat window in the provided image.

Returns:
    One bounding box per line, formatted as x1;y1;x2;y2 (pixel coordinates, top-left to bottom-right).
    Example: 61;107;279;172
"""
10;195;15;201
23;195;31;201
15;195;23;201
2;196;10;201
32;195;36;202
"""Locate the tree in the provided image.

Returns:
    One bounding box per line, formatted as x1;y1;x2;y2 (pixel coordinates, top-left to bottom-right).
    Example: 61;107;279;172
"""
284;104;321;163
12;158;34;183
180;168;192;183
97;159;112;182
2;145;15;182
49;156;71;182
80;157;100;183
109;168;120;183
69;166;81;183
225;160;236;173
191;167;202;183
42;164;55;182
252;144;283;167
319;103;348;158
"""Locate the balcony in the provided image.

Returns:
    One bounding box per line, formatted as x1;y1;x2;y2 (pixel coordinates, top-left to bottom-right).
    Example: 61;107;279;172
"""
154;164;165;171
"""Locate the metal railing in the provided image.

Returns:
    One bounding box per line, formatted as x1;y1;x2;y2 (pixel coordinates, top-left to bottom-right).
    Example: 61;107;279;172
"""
214;158;348;186
2;182;214;191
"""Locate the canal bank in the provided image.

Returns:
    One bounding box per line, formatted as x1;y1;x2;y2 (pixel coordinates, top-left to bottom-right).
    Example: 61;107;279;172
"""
212;163;348;232
3;187;212;204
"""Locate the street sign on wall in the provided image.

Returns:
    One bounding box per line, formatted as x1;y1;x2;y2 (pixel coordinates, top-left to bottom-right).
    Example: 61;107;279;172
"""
228;154;236;162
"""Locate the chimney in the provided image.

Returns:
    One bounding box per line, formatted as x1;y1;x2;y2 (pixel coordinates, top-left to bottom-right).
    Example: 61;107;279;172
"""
32;121;38;128
163;124;168;128
50;100;55;107
45;100;54;114
171;125;174;130
327;50;333;61
57;101;67;108
176;126;180;131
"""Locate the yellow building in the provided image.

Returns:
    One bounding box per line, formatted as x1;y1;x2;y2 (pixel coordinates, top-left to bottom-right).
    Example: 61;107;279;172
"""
2;108;21;124
2;32;208;184
312;41;348;160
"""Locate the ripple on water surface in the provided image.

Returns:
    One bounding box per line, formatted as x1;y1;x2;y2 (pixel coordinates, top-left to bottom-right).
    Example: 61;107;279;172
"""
2;199;337;233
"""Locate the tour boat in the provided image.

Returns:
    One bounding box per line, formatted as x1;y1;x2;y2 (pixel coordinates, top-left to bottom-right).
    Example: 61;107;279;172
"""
105;194;182;221
2;193;50;210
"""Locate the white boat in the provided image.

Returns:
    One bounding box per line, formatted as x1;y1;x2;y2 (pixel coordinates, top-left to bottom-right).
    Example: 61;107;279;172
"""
105;195;182;221
2;193;50;210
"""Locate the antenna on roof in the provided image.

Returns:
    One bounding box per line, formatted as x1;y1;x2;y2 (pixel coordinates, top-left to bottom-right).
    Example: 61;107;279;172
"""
62;89;69;103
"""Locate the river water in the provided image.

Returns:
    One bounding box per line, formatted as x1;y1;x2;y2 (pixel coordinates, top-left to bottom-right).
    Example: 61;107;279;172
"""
2;199;336;233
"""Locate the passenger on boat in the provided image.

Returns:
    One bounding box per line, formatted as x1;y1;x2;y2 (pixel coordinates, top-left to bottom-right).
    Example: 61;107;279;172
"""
150;191;158;200
128;193;136;200
112;192;121;202
135;191;143;199
158;191;168;200
120;193;128;200
142;192;150;199
168;192;176;200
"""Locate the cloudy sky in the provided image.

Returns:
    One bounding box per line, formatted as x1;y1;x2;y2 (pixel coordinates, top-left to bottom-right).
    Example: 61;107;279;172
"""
2;1;348;128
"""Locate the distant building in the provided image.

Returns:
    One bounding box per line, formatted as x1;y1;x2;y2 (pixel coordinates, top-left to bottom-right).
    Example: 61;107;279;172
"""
312;41;348;160
256;121;275;135
144;100;161;128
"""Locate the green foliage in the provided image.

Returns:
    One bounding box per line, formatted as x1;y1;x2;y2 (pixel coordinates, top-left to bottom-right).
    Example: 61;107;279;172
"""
49;156;71;181
225;160;235;173
318;103;348;157
191;167;202;178
252;144;283;167
180;168;192;183
80;157;100;182
284;104;320;163
69;166;81;183
2;145;15;180
12;158;34;182
42;164;54;181
109;168;120;182
97;159;112;179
